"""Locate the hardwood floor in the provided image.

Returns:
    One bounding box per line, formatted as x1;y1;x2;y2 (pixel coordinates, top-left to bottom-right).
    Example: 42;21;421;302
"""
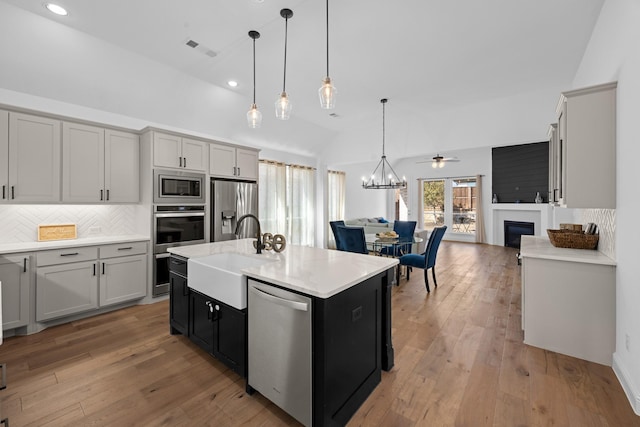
1;242;638;426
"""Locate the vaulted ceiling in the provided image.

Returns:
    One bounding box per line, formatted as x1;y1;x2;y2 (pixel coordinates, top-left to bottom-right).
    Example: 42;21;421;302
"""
1;0;604;162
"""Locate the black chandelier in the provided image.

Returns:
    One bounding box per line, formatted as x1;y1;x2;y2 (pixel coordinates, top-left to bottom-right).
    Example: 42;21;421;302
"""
362;99;406;190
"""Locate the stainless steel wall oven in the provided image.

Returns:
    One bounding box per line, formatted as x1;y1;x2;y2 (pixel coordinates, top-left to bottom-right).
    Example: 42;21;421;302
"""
153;205;205;296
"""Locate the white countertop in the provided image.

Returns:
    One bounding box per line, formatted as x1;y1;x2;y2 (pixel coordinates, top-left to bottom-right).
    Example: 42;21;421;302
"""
0;235;150;255
520;235;616;266
167;239;398;299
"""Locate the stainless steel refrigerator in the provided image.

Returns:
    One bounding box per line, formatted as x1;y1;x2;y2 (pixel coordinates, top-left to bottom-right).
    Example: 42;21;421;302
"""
211;179;259;242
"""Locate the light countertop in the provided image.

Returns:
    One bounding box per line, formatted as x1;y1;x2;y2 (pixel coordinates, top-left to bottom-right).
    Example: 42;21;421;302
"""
167;239;398;299
0;235;150;255
520;235;616;266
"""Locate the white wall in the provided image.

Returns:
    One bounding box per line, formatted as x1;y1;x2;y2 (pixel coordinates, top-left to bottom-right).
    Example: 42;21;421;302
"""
572;0;640;415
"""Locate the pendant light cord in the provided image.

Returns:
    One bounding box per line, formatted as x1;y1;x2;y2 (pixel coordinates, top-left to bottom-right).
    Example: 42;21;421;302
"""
252;37;256;104
325;0;330;77
283;15;289;92
382;99;386;156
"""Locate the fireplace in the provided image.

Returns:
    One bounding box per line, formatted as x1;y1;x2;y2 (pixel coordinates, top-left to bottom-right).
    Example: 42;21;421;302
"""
504;220;534;249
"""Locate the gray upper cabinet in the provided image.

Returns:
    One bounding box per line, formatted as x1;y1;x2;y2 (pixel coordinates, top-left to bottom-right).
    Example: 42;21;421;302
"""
4;112;61;203
62;122;139;203
153;131;207;172
210;142;258;181
554;82;617;209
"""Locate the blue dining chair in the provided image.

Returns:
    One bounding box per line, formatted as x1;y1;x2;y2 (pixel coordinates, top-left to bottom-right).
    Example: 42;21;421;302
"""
379;220;417;257
398;226;447;292
329;220;346;250
335;225;368;254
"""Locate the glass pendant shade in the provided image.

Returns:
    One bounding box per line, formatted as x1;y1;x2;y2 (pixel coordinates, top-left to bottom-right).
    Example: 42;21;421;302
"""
275;91;292;120
319;77;337;109
247;103;262;128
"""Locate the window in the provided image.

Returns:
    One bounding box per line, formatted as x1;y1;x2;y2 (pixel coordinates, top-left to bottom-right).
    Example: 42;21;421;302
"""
327;170;346;248
259;160;316;247
421;177;476;235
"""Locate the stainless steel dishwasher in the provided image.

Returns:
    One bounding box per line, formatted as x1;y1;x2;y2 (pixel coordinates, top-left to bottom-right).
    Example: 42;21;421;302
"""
247;279;312;427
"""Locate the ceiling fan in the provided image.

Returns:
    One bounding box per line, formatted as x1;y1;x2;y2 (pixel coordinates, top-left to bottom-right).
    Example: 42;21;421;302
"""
417;154;460;168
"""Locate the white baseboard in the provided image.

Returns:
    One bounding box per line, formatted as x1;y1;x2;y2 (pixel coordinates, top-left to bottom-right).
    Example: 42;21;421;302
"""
612;352;640;416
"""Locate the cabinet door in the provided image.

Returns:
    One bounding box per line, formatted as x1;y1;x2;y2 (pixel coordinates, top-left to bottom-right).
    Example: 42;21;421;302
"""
62;122;105;202
212;301;246;376
0;110;8;201
99;254;147;307
169;272;189;336
105;130;139;202
8;112;61;202
236;148;259;181
556;102;566;205
153;132;182;169
36;261;99;321
0;255;31;330
189;290;214;353
181;138;207;172
209;143;236;178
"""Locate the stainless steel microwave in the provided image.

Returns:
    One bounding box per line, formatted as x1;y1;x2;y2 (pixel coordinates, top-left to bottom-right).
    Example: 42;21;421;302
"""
153;169;206;204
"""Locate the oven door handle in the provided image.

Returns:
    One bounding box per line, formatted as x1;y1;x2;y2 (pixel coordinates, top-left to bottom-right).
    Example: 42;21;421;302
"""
155;253;171;259
154;212;205;218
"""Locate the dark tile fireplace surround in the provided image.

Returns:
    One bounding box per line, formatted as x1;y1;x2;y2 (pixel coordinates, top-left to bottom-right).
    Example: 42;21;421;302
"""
504;220;535;249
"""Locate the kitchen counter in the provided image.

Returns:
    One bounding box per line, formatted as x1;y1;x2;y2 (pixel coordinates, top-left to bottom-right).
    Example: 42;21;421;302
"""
167;238;398;299
0;235;150;255
520;235;616;265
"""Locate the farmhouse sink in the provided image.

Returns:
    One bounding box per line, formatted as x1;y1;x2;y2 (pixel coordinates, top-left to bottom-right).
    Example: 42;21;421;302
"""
187;253;275;310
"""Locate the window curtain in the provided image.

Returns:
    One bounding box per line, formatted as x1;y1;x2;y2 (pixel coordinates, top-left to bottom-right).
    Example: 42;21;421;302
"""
259;160;316;247
327;170;346;248
288;165;316;246
258;160;287;236
475;174;486;243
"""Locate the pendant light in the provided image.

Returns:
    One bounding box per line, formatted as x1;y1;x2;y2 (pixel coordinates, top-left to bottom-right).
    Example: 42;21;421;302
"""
318;0;337;109
275;8;293;120
362;99;407;190
247;30;262;128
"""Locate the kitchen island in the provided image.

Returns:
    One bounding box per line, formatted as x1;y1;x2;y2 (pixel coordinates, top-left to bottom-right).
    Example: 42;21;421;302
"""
168;239;397;427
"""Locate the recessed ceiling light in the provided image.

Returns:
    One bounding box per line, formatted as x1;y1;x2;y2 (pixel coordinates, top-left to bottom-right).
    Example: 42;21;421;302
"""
45;3;68;16
227;80;239;88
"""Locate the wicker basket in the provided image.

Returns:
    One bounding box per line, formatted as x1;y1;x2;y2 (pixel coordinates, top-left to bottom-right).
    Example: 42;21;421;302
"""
547;229;599;250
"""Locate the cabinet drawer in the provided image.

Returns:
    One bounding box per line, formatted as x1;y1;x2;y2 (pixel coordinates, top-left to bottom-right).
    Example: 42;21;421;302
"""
100;241;147;259
37;246;98;267
169;255;187;276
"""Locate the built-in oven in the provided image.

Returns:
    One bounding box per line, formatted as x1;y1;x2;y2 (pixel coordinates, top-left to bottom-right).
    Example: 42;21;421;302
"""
153;169;206;204
153;205;205;297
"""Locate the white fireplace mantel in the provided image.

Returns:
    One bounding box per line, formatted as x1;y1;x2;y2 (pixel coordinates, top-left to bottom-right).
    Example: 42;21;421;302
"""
492;203;551;246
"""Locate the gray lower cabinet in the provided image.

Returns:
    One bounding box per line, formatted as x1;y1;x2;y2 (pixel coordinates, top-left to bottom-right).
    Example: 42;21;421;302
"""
0;254;32;330
36;242;148;322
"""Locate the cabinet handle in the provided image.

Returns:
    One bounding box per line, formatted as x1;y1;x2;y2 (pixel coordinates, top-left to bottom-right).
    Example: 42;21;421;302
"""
117;246;133;251
11;185;15;200
2;185;5;199
232;166;236;176
93;263;96;276
60;252;79;257
23;257;27;273
179;157;183;167
100;189;104;201
183;157;187;168
106;189;110;201
102;262;105;275
237;167;240;176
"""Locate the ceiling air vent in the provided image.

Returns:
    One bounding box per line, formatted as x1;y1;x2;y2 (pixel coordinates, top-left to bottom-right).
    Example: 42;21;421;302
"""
185;39;199;48
184;38;218;58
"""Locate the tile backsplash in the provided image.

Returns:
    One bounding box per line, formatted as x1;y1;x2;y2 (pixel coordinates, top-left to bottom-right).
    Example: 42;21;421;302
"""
580;208;615;260
0;205;139;243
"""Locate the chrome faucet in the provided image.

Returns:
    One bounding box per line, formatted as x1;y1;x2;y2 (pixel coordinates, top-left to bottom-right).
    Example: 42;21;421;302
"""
235;214;264;254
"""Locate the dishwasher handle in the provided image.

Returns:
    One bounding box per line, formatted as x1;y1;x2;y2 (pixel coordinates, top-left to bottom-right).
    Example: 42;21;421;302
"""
250;286;309;312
